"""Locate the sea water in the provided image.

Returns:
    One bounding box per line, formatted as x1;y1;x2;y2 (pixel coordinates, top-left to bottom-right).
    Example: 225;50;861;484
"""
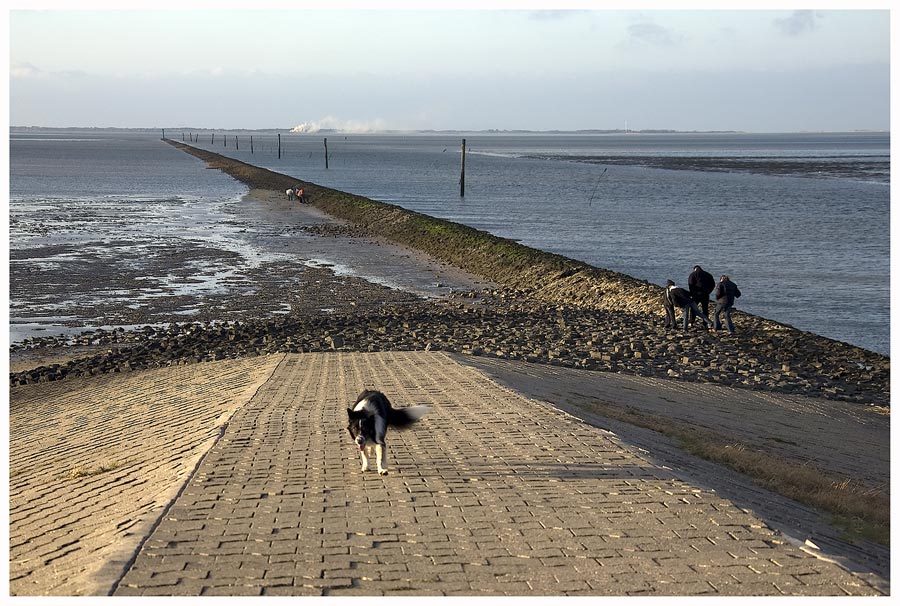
9;129;891;355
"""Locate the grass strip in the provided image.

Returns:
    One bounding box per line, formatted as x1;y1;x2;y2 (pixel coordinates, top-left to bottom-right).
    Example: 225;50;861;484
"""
575;399;889;546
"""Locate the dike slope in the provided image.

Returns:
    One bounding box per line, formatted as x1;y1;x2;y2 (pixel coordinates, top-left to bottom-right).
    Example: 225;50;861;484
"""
167;140;654;312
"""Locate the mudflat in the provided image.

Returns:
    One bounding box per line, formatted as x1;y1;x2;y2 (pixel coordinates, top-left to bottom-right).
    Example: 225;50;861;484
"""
10;187;491;345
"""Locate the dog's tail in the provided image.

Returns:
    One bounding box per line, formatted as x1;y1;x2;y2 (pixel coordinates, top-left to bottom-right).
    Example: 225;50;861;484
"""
388;405;430;428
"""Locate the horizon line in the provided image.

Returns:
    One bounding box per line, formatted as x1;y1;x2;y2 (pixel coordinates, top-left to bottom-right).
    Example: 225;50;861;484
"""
9;126;891;136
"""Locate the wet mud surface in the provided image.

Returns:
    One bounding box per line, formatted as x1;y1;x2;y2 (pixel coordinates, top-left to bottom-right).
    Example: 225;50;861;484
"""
9;189;493;356
545;154;890;182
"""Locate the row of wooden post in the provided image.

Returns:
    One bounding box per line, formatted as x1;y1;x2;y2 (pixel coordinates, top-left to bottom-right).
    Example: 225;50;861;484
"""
170;130;467;196
177;131;330;168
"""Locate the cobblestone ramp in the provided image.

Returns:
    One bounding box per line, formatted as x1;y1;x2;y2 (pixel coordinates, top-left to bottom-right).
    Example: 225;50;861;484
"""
113;352;880;596
453;354;890;587
9;355;283;596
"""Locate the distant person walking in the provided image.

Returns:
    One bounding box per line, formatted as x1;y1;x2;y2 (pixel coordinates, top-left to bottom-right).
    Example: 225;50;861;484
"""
713;274;742;334
665;280;712;331
663;280;677;328
687;265;715;326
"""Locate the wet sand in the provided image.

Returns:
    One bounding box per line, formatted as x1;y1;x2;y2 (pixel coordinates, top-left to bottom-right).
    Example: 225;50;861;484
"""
550;154;890;182
235;188;495;298
9;188;493;352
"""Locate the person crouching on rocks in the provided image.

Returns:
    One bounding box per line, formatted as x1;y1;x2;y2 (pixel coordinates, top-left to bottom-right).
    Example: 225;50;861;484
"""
665;280;712;331
663;280;678;328
713;274;742;334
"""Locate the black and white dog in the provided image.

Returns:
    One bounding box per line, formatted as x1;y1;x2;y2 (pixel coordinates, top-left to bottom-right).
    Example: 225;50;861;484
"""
346;390;429;475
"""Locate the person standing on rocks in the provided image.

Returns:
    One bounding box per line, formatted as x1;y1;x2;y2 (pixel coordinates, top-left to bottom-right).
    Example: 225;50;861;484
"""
687;265;715;326
663;280;677;328
713;274;742;334
666;280;712;331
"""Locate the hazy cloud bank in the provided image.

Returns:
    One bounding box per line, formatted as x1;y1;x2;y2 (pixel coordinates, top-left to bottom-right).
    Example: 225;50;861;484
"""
9;62;889;132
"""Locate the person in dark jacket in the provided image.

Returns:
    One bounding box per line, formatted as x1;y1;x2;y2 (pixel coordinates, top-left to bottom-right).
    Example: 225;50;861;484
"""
662;280;677;328
687;265;715;325
665;280;712;331
713;274;742;334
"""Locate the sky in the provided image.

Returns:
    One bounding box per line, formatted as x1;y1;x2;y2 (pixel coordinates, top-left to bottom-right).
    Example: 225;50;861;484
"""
6;3;893;132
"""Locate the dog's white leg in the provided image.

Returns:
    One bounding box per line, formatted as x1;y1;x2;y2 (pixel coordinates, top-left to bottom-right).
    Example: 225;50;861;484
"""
360;449;369;472
376;444;388;475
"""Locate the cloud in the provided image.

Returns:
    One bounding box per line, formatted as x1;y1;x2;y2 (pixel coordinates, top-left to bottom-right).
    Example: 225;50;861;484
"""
528;10;588;21
773;10;822;36
290;116;388;134
625;21;682;47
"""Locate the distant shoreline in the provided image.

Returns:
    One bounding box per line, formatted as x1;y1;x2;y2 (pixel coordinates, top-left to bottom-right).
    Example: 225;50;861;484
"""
9;125;890;136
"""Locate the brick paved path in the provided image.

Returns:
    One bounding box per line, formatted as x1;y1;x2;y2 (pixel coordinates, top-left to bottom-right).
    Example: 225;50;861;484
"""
109;352;881;596
455;354;890;588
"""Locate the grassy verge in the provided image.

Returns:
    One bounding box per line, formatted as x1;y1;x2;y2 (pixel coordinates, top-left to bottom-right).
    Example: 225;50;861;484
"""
574;399;889;546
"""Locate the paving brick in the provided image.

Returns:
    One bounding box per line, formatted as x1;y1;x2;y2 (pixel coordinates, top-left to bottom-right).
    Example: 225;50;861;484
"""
9;355;282;596
9;351;885;597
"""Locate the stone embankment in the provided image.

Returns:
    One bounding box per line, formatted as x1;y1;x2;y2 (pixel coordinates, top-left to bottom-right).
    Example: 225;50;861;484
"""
10;141;889;409
10;291;889;408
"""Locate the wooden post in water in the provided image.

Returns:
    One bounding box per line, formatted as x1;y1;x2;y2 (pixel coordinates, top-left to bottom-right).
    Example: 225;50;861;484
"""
278;133;282;159
162;129;166;140
235;135;239;150
250;135;254;154
460;138;466;197
211;133;215;145
324;137;329;169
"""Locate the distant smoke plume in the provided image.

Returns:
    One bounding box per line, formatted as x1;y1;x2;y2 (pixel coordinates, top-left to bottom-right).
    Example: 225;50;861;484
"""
290;116;387;134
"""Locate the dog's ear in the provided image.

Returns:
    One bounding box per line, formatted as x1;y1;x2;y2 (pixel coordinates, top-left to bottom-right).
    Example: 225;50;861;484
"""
347;408;354;418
